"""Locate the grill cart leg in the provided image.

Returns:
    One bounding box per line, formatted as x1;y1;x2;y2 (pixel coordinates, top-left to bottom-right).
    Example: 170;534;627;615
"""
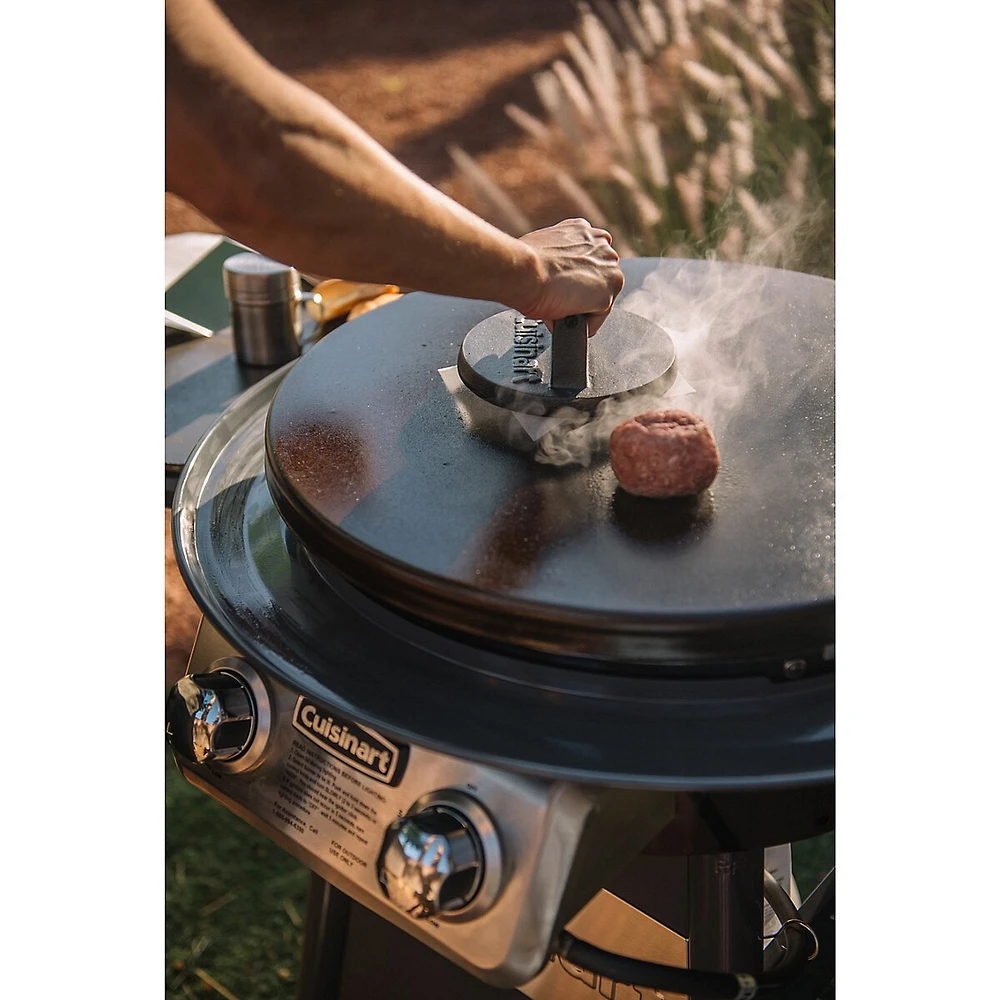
687;849;765;992
763;869;835;1000
297;873;352;1000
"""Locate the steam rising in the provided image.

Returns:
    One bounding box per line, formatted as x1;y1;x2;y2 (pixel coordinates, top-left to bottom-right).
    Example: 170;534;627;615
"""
533;261;777;467
534;193;833;469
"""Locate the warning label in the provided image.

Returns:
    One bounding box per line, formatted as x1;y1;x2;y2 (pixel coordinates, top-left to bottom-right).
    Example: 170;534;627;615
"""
272;735;390;871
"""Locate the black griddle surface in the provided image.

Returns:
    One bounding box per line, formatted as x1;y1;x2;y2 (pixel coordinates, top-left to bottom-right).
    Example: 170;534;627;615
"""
264;259;834;664
172;368;834;788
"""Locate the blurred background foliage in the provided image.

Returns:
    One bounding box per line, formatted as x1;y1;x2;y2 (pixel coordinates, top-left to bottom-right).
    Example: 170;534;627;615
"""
448;0;834;276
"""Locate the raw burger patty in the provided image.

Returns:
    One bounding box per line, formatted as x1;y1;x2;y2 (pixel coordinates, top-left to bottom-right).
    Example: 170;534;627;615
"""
610;410;720;498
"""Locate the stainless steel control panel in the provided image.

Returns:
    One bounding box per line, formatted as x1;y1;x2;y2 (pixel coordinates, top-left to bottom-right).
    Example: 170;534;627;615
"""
168;619;675;989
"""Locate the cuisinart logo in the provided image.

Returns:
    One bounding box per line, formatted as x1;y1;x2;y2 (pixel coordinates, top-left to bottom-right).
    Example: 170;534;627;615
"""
512;316;543;384
291;697;408;786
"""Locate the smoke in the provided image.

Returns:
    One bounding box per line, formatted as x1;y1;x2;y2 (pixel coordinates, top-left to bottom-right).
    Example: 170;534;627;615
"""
629;265;781;426
529;261;773;468
531;379;686;468
722;191;835;279
533;191;833;469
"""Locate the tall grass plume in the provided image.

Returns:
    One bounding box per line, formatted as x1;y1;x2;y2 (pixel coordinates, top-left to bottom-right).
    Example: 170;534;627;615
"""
450;0;834;278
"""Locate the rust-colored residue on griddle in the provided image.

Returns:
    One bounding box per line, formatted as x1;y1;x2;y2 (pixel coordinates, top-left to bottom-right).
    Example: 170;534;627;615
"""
271;417;373;523
453;477;591;593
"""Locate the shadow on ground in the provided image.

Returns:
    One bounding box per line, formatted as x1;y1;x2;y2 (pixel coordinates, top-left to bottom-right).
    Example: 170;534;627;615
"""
217;0;576;70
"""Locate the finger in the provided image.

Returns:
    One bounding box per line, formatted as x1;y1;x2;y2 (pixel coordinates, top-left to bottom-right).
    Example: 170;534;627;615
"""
587;305;613;338
593;228;613;245
543;319;554;334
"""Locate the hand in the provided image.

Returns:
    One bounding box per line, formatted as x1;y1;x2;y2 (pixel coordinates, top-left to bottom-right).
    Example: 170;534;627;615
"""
514;219;624;336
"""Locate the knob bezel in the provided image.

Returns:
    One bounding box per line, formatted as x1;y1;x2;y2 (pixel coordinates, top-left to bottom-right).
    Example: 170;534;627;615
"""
393;788;504;923
191;658;272;773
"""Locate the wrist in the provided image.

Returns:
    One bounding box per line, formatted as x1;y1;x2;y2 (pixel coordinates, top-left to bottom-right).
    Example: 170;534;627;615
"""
497;240;547;316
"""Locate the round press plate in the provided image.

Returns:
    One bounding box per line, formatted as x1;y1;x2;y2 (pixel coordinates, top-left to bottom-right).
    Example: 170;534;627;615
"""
457;308;676;414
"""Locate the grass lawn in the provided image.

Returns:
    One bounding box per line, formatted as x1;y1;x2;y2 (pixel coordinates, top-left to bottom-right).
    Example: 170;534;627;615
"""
166;752;833;999
166;752;309;999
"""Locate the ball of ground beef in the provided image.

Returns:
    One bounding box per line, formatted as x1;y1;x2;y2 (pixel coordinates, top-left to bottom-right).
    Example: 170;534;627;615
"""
610;410;720;498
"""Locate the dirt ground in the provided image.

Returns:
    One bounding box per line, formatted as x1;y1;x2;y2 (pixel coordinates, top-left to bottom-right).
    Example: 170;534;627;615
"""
165;0;579;684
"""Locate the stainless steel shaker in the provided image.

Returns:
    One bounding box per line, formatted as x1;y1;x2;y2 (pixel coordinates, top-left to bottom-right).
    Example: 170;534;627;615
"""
222;253;304;367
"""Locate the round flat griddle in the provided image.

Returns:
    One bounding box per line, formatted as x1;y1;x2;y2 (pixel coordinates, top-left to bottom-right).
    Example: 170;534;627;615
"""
172;366;834;788
263;258;835;668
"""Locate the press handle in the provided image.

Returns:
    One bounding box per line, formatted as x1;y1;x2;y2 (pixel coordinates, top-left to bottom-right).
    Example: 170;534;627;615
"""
549;314;590;391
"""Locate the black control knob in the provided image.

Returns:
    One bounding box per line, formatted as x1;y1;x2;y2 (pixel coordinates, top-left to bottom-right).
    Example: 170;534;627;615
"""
166;671;256;765
378;806;485;919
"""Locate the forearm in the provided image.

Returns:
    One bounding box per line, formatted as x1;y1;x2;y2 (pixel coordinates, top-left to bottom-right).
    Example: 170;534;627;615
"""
165;0;543;310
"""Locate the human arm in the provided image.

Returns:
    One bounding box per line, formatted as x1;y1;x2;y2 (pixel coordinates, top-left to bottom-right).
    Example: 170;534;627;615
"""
165;0;623;332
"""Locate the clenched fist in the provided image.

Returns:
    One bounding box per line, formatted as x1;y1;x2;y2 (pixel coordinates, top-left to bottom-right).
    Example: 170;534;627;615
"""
513;219;625;337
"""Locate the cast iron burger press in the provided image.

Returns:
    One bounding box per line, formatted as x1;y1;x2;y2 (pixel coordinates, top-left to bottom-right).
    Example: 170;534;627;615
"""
456;308;677;414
